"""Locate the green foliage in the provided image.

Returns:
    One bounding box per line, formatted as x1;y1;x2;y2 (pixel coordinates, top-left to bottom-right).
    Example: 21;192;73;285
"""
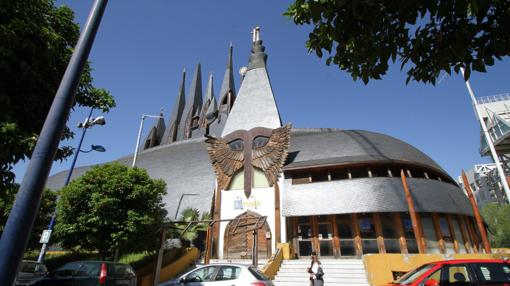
0;184;57;250
0;0;116;189
55;163;167;259
481;203;510;248
174;208;210;247
285;0;510;84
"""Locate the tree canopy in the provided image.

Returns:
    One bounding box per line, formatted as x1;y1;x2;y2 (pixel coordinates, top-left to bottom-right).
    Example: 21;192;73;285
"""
0;184;57;250
55;163;167;259
481;203;510;248
285;0;510;84
0;0;115;189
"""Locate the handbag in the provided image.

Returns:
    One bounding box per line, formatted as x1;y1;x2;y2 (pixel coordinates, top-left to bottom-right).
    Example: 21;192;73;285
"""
316;265;324;280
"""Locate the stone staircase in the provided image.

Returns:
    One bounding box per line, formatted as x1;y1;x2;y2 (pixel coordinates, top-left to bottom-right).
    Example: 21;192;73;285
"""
273;259;370;286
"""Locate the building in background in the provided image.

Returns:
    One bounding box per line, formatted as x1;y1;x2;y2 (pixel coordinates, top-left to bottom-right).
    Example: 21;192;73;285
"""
47;29;485;259
458;164;506;208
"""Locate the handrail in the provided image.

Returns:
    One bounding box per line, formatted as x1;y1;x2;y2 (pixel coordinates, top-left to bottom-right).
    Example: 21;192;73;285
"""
475;93;510;105
261;246;283;280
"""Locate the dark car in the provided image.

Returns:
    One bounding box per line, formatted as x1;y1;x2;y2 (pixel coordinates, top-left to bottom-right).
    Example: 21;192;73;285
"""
383;259;510;286
15;261;48;286
29;261;136;286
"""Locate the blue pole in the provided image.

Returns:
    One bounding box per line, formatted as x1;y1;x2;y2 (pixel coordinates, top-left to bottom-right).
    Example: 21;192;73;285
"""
37;107;94;263
0;1;108;284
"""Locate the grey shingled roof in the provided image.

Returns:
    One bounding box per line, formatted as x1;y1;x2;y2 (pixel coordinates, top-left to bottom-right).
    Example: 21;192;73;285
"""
286;128;447;175
282;177;472;217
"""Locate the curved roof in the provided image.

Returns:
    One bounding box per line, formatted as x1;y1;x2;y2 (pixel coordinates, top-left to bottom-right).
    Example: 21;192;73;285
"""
286;129;448;176
45;128;462;218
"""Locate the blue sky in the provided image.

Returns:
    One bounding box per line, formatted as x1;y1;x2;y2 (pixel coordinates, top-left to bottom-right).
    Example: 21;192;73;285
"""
13;0;510;182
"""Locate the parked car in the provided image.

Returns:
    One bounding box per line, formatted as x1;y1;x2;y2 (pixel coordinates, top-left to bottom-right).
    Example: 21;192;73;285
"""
383;259;510;286
28;261;136;286
15;261;48;286
159;263;274;286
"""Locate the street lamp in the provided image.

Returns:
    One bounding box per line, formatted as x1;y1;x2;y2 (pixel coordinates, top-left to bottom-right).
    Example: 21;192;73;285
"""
37;108;107;262
132;114;164;167
174;193;200;219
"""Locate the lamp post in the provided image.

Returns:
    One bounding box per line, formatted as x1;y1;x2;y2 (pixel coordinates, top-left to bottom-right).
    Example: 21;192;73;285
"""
37;108;106;263
174;193;199;219
132;114;163;167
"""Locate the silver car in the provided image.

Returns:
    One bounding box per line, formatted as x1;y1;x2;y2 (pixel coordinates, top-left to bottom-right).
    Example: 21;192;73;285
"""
160;263;274;286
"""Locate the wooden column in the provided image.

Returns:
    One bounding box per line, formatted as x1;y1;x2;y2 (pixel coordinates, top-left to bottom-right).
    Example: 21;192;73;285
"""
204;225;212;264
461;170;492;253
311;216;319;253
393;213;408;254
432;214;446;253
465;216;480;253
332;215;340;257
401;170;425;253
351;213;362;257
457;215;472;253
211;187;222;257
446;214;459;253
274;184;281;246
373;213;386;253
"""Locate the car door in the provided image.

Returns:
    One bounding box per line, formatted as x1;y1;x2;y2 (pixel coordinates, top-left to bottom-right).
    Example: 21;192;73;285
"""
180;266;218;285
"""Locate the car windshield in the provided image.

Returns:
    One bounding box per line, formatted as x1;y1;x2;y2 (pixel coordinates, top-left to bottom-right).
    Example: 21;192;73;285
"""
394;264;435;285
471;263;510;283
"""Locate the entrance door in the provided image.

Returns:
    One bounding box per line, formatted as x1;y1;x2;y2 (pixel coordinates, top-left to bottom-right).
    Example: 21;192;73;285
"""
297;217;313;257
336;215;356;257
223;211;271;259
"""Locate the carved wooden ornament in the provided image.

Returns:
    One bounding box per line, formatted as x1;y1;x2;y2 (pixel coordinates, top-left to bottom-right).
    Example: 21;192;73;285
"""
206;124;291;198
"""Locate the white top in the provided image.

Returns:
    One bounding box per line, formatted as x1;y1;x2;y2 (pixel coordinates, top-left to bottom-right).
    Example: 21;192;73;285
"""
311;261;319;280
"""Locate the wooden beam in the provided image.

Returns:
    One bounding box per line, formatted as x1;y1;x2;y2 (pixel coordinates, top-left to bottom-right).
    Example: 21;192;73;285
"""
432;213;446;253
446;214;459;253
274;183;281;246
373;213;386;254
212;187;222;258
400;170;425;253
457;215;472;253
461;170;492;253
465;216;480;253
204;225;212;264
393;213;408;254
311;216;319;253
351;213;362;257
332;215;340;257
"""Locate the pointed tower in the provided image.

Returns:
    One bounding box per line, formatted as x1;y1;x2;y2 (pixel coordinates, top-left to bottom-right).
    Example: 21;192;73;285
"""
179;63;203;139
218;44;236;123
161;70;186;144
199;73;218;128
221;27;281;136
142;110;166;150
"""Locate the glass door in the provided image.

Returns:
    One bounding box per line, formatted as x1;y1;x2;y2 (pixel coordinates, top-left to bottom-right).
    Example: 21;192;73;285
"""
297;217;313;257
336;215;356;257
318;216;334;256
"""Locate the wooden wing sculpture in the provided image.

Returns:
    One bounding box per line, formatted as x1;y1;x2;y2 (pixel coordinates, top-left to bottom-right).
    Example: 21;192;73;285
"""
206;124;292;197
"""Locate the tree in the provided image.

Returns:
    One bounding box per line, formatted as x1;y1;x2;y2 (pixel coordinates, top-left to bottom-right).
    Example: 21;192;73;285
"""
0;0;115;190
175;208;210;248
0;184;57;250
481;203;510;248
285;0;510;84
55;163;167;259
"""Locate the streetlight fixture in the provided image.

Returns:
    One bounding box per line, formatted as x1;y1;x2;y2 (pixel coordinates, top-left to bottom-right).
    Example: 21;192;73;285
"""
37;108;107;263
132;114;164;167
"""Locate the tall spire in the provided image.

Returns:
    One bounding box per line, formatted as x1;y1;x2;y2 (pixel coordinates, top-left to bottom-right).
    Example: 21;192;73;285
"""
143;109;166;149
222;27;281;136
199;72;218;128
218;44;236;122
162;69;186;144
180;63;203;139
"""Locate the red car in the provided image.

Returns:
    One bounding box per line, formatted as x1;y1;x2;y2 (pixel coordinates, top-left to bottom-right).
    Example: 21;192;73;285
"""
383;259;510;286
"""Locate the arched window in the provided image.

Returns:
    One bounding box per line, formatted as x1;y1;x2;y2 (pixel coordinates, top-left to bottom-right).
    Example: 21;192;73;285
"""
226;168;270;190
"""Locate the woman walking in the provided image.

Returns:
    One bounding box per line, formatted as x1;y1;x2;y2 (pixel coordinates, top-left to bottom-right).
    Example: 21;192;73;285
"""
307;251;324;286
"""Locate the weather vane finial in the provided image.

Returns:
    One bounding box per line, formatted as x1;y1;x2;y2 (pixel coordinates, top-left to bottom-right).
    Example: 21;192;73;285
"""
252;26;260;42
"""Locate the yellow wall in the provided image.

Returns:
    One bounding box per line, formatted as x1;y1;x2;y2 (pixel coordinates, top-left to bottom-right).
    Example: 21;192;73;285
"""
262;244;285;279
363;253;510;286
138;247;200;286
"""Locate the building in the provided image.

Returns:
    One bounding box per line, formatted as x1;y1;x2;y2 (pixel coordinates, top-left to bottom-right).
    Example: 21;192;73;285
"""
46;29;484;259
458;164;506;208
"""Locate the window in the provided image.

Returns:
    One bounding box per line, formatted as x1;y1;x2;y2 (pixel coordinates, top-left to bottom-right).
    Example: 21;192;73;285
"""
409;168;426;178
381;213;400;253
422;216;441;254
228;170;244;190
215;266;241;281
444;265;472;284
311;171;328;182
55;262;81;277
471;263;510;283
292;172;310;184
402;215;419;253
350;168;368;179
330;169;349;180
370;167;388;177
185;266;217;283
253;168;270;188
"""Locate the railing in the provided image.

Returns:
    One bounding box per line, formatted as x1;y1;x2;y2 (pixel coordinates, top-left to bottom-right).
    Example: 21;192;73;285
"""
475;93;510;104
261;246;283;280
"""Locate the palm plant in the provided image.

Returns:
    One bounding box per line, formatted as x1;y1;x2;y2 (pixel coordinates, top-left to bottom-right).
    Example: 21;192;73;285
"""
176;208;211;247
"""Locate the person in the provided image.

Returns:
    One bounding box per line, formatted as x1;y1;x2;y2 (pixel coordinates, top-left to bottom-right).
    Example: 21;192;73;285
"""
307;251;324;286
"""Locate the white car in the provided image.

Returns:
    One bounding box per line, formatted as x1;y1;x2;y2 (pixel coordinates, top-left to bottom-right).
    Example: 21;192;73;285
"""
160;263;274;286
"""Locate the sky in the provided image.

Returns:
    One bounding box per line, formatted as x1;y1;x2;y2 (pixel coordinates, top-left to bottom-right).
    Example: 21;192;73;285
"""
13;0;510;183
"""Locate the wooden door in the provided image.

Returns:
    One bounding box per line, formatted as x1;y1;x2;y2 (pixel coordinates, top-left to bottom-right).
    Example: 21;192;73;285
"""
224;211;271;259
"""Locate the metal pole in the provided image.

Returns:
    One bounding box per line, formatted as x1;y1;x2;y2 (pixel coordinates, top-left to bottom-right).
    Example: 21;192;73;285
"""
132;115;146;167
153;230;166;286
461;68;510;203
37;108;94;262
0;1;108;284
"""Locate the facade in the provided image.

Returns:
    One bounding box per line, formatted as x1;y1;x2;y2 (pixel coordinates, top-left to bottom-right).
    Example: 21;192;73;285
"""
46;29;484;259
458;164;506;207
